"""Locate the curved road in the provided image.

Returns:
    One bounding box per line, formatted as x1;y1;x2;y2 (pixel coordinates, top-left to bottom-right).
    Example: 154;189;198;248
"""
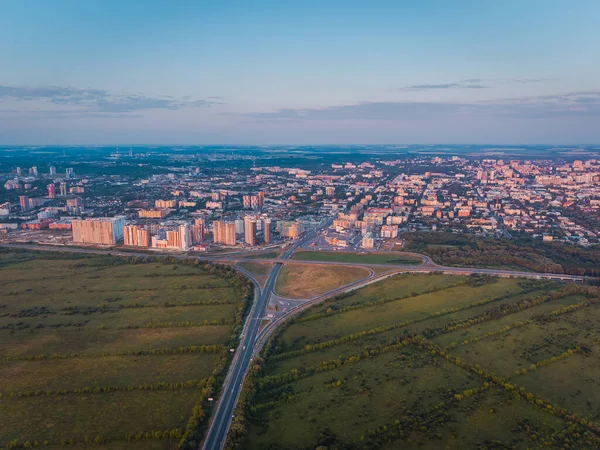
201;221;328;450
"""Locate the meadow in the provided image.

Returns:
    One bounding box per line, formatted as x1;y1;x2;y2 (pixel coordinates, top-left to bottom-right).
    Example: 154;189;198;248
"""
0;249;251;449
274;264;369;299
226;272;600;450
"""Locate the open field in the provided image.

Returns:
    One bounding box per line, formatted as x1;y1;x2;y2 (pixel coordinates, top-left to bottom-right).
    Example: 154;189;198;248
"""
243;251;281;260
227;274;600;450
292;250;423;265
274;264;370;299
238;262;274;287
0;249;251;449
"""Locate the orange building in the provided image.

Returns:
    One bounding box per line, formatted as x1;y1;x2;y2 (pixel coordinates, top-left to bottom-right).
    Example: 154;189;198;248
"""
123;225;150;247
72;216;126;245
213;221;236;246
138;209;170;219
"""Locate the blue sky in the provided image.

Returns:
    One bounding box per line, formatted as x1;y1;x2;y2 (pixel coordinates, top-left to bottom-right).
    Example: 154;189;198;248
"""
1;0;599;145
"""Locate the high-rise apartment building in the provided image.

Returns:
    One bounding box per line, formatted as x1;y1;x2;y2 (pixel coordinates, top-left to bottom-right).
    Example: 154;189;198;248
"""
179;224;192;250
30;166;38;176
213;221;236;246
257;191;265;208
47;184;56;199
123;225;151;247
243;192;264;210
49;166;56;176
263;218;272;244
16;167;22;176
19;195;29;211
72;216;126;245
192;218;205;243
59;182;67;196
326;186;335;196
244;216;257;246
235;219;244;234
66;168;74;178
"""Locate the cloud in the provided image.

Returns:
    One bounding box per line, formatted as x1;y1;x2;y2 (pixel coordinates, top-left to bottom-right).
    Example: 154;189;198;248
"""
400;77;555;91
508;78;555;84
0;85;221;114
400;81;490;91
239;91;600;122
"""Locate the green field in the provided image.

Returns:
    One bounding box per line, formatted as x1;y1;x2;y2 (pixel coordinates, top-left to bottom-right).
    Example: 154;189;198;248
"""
227;273;600;450
292;250;423;265
0;249;251;449
244;251;281;260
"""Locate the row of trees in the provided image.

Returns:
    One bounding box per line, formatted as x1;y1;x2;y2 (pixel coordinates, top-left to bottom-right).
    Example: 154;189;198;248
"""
3;428;184;448
4;344;226;362
125;319;233;329
2;378;207;399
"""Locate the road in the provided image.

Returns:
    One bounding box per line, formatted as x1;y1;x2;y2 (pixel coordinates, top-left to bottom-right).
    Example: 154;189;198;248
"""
201;220;329;450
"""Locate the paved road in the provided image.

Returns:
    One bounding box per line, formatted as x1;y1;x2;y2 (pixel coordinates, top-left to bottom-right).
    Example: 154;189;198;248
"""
201;220;329;450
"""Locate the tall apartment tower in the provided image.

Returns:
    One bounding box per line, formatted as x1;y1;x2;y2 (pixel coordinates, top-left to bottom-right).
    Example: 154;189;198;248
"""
19;195;29;212
59;182;67;196
179;224;192;250
244;216;257;246
192;218;205;243
72;216;126;245
263;218;272;244
16;167;22;176
47;184;56;199
123;225;150;247
49;166;57;176
30;166;38;176
66;168;74;178
257;191;265;208
213;221;236;246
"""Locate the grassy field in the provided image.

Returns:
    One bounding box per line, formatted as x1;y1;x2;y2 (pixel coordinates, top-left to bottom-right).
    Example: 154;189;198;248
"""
0;249;251;449
238;262;273;287
274;264;370;299
227;274;600;450
243;251;281;260
292;250;423;265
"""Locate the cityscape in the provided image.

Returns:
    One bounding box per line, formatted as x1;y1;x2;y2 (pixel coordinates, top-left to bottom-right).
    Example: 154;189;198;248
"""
2;146;600;252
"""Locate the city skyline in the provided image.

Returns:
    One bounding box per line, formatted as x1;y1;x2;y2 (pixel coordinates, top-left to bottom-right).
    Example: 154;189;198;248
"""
1;0;599;145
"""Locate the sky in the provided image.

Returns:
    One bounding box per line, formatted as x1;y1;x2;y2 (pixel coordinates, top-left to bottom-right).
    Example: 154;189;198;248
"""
1;0;600;145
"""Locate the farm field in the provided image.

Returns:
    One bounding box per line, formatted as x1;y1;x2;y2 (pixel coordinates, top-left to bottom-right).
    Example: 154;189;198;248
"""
274;264;370;299
226;273;600;450
0;249;251;449
291;250;424;265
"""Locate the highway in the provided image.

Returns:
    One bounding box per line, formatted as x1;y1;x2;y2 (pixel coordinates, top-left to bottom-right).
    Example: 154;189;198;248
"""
201;221;327;450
